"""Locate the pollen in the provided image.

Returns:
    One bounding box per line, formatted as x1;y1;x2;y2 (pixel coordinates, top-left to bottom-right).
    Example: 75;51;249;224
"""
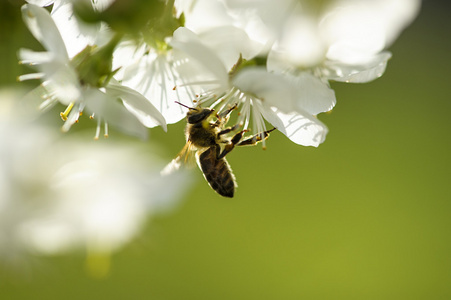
60;102;75;121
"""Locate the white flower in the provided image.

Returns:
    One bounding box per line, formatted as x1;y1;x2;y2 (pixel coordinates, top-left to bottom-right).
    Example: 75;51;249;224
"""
223;0;420;83
25;0;114;58
18;4;166;139
114;39;197;125
170;0;419;148
113;3;260;126
175;0;272;50
49;0;113;58
0;89;190;275
171;27;331;147
113;1;256;126
231;68;333;146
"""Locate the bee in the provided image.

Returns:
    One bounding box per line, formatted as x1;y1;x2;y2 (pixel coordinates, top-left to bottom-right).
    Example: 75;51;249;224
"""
162;102;275;198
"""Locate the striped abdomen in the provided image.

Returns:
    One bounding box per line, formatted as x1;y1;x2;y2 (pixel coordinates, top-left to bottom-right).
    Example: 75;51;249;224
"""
197;146;237;198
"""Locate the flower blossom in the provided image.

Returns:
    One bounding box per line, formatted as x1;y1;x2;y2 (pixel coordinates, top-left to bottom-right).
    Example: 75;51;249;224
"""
0;89;190;276
113;35;197;125
171;27;332;147
18;3;166;139
18;0;420;147
26;0;114;58
221;0;420;83
168;0;420;147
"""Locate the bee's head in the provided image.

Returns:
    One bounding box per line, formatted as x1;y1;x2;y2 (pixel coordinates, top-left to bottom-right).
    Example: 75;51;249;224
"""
175;101;215;124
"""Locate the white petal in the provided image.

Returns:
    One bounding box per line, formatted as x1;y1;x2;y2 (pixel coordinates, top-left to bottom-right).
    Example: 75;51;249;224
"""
21;4;68;61
105;83;167;131
321;3;385;63
232;67;296;111
292;72;336;115
180;0;235;32
25;0;55;6
322;0;421;53
171;27;229;92
198;26;262;67
39;61;82;105
83;88;148;139
262;106;329;147
90;0;115;11
271;9;327;68
121;52;195;125
326;51;392;83
112;40;146;80
225;0;293;38
232;68;335;115
51;1;112;58
379;0;421;47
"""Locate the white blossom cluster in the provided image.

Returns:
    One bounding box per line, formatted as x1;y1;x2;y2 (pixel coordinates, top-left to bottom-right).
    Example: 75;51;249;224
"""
4;0;420;274
0;90;190;275
20;0;420;146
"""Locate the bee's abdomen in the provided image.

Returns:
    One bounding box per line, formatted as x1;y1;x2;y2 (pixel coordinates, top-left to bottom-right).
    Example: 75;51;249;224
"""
198;146;236;198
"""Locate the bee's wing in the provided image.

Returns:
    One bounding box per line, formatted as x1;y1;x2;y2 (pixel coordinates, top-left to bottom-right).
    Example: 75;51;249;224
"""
161;142;196;176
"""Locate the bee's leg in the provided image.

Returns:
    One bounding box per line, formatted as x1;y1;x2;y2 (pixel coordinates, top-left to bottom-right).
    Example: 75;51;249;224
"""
217;123;242;138
216;103;238;124
218;103;238;118
237;128;276;146
217;129;248;159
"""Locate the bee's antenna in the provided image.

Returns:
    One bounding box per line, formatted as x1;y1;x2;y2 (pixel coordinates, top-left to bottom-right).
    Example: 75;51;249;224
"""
175;101;194;110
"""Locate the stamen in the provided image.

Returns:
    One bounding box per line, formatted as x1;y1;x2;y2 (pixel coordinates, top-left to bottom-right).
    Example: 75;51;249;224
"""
60;102;75;121
17;73;44;81
74;110;82;123
61;104;80;132
94;117;101;140
238;96;251;130
251;99;268;148
39;97;56;111
104;122;109;138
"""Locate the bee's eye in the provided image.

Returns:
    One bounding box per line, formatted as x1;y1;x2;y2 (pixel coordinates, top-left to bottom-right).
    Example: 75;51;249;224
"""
187;109;213;124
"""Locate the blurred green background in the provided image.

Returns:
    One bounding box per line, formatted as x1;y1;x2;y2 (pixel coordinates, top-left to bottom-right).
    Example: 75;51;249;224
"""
1;0;451;299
